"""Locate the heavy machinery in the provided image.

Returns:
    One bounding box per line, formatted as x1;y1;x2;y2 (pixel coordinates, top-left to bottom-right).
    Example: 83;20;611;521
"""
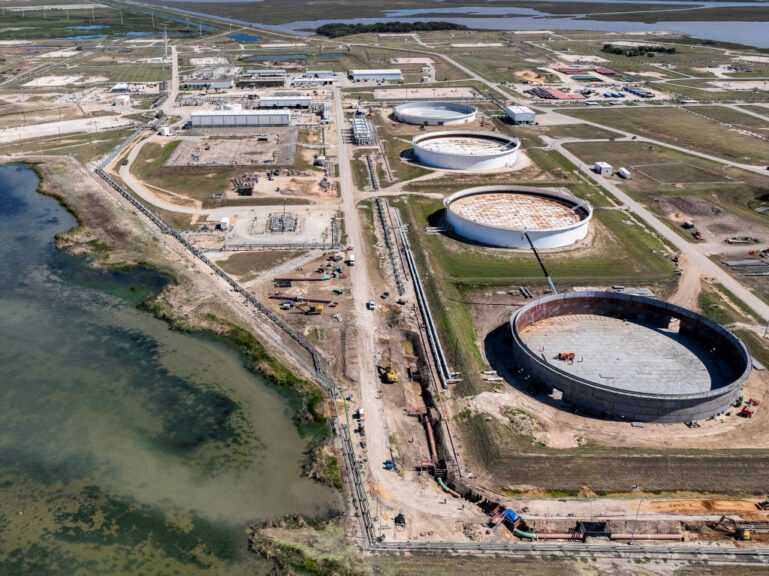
713;516;751;540
757;498;769;511
741;398;760;418
384;355;398;383
297;303;323;315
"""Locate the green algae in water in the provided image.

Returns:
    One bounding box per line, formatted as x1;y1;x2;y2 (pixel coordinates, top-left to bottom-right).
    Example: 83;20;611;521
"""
0;164;337;574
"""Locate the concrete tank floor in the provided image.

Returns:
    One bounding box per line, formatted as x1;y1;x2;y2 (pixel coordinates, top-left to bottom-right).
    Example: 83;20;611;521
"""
519;314;735;395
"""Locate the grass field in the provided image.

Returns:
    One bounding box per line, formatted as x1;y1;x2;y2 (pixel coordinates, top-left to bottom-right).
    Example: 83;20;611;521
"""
399;191;675;396
562;140;769;226
695;106;769;132
564;107;769;163
459;413;769;493
218;251;303;282
0;127;135;165
542;123;623;140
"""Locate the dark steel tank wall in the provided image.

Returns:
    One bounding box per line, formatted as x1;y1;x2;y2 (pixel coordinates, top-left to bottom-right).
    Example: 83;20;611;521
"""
510;292;751;423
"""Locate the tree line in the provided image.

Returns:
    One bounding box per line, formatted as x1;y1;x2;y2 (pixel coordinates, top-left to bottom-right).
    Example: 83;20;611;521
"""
316;21;467;38
602;43;676;57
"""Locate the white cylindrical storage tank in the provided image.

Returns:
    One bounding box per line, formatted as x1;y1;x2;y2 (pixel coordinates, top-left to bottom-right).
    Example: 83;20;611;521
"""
443;185;592;249
158;126;171;136
394;102;477;126
412;131;520;171
115;94;130;106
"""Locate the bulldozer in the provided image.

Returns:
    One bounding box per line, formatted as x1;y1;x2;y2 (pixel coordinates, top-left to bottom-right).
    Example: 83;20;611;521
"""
713;516;751;540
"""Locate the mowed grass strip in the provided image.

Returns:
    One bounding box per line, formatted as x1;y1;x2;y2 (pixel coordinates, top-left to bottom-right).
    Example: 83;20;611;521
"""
563;106;769;164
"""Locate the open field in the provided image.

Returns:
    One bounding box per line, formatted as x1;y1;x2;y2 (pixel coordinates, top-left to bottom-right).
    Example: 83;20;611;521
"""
563;107;769;164
561;140;769;244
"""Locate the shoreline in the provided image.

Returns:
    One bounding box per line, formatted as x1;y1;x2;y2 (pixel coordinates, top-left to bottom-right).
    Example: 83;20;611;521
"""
8;158;343;493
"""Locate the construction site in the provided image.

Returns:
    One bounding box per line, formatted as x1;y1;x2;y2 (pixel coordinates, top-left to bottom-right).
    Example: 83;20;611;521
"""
5;7;769;571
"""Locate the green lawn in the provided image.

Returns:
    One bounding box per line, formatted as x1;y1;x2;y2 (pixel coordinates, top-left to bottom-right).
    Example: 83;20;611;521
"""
563;106;769;163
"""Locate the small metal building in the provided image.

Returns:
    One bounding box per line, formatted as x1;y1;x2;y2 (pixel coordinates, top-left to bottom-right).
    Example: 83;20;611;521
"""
594;161;613;176
505;105;536;124
259;95;311;108
349;69;402;82
305;70;334;78
190;109;291;128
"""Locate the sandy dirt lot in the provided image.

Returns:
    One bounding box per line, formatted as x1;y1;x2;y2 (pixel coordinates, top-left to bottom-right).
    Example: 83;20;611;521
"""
23;74;83;87
189;57;229;65
391;57;434;65
710;80;769;91
0;115;130;144
451;43;504;47
40;49;81;58
558;54;610;64
373;87;478;100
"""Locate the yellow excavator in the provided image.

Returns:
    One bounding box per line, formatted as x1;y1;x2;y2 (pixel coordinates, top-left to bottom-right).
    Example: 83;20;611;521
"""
384;355;398;384
297;302;323;315
713;516;751;540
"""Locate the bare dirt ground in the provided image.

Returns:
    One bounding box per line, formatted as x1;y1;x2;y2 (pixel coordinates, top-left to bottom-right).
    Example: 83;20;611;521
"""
372;87;478;100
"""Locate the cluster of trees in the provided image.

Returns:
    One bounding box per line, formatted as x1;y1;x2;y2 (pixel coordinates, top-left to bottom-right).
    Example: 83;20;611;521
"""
602;43;676;57
316;21;467;38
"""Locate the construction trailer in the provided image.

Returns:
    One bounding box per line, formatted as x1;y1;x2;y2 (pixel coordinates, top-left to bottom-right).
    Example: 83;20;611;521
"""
189;109;291;127
594;161;613;176
505;105;536;124
618;167;632;179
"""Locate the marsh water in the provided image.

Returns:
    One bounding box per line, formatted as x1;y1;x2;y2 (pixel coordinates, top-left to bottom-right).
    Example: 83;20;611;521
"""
152;0;769;47
0;164;338;574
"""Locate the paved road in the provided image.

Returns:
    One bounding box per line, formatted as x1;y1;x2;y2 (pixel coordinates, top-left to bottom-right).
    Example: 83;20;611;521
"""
550;137;769;322
161;44;178;118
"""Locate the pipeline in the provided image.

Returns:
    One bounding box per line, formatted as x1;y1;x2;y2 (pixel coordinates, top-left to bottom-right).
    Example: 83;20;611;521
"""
394;208;451;386
269;294;332;304
437;478;461;499
535;533;581;540
423;414;438;464
610;534;685;541
513;528;538;540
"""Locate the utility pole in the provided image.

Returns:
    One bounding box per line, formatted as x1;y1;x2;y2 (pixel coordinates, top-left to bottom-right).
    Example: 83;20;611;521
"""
151;12;154;28
120;10;123;25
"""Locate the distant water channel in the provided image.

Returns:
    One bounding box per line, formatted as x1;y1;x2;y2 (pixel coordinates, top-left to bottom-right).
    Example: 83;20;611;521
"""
0;164;338;574
154;0;769;47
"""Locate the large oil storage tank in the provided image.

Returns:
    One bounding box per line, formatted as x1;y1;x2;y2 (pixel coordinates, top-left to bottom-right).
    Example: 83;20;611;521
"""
443;185;592;249
412;131;519;171
509;292;751;423
394;101;477;126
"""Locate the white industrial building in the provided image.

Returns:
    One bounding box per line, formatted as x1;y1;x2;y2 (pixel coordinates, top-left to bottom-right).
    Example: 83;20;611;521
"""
594;161;613;176
412;131;520;171
506;105;536;125
114;94;130;106
305;70;334;78
444;185;592;249
189;109;291;128
258;95;311;108
618;167;631;179
349;69;403;82
394;102;477;126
